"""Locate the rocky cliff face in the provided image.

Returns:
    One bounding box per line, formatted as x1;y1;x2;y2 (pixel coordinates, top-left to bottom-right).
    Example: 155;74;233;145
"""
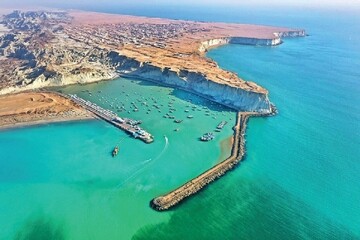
198;38;230;52
0;10;306;113
199;37;282;52
108;52;271;112
199;29;305;53
230;37;281;46
276;30;306;38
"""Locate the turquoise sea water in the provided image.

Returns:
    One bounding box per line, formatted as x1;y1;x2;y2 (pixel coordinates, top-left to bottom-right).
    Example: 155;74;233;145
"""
0;78;235;239
1;6;360;240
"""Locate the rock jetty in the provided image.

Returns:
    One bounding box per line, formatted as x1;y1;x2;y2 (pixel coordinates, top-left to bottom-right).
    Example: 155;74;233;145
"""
151;112;251;211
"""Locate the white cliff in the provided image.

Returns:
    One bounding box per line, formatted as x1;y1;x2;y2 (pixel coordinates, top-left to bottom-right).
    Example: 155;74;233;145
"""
108;52;272;113
0;10;306;113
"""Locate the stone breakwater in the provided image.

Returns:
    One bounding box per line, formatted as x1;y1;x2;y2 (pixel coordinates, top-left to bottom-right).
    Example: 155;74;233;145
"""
150;112;252;211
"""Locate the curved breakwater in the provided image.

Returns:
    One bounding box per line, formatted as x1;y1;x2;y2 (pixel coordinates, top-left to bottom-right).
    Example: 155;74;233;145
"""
150;112;255;211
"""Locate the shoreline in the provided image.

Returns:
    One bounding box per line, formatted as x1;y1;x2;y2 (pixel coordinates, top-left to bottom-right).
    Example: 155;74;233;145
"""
0;91;95;131
0;9;305;112
120;74;272;113
0;115;94;131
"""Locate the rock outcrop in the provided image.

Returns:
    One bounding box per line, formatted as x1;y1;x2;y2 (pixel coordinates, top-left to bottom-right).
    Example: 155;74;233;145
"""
108;52;271;112
0;10;305;112
199;29;306;52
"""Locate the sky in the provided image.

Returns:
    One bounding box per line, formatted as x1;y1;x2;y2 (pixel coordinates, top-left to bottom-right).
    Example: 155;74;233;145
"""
1;0;360;9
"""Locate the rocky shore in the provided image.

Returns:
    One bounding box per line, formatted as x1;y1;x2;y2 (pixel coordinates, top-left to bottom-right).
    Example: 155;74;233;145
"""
109;52;272;112
151;112;251;211
0;10;305;113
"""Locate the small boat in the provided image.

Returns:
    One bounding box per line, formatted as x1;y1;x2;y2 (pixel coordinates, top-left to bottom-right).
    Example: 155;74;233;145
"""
187;115;194;119
200;133;215;142
112;146;119;157
174;119;183;123
216;121;228;129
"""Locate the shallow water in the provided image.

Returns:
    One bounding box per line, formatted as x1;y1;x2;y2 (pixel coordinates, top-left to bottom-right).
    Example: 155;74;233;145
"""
132;7;360;240
0;78;235;239
1;6;360;240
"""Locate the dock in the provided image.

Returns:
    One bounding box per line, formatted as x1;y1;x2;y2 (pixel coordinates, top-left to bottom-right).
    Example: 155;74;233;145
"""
150;112;251;210
69;94;153;143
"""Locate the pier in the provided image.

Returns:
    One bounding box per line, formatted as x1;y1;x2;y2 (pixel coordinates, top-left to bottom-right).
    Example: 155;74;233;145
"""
150;112;251;210
69;94;153;143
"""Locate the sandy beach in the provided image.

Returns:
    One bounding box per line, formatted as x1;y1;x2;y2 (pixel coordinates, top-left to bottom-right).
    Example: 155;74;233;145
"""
0;91;93;130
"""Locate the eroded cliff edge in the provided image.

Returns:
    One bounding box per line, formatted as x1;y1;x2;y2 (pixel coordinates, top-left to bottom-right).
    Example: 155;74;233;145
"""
0;10;305;112
108;52;272;112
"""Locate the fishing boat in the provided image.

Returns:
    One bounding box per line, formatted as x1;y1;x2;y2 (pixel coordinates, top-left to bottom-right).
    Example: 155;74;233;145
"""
200;133;215;142
216;121;228;129
112;146;119;157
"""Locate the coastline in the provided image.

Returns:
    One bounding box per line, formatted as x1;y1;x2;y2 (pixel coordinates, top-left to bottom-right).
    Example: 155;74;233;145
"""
0;9;305;113
119;74;271;113
0;9;293;210
0;115;94;131
0;91;95;131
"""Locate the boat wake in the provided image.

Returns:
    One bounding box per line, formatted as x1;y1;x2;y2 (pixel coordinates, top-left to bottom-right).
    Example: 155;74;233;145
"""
153;135;169;161
111;135;169;192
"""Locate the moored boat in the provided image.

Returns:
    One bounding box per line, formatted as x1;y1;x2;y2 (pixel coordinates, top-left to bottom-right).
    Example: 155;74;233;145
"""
200;132;215;141
216;121;228;129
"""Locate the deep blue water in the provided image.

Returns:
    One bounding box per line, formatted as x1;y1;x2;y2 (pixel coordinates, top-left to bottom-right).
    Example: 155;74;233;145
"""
207;25;360;235
107;5;360;238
